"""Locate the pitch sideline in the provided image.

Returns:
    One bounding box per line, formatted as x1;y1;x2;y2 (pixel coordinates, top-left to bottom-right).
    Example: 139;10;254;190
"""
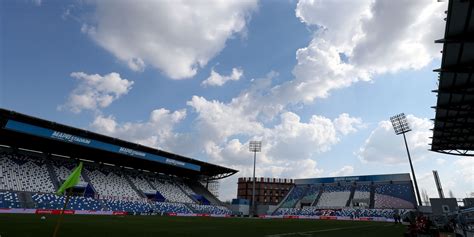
265;224;390;237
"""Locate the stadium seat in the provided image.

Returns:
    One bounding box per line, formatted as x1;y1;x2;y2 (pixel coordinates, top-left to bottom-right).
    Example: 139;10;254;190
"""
150;179;195;203
279;185;307;208
190;204;232;215
0;191;21;208
0;153;55;193
86;168;141;200
32;193;103;211
373;183;416;209
315;185;351;208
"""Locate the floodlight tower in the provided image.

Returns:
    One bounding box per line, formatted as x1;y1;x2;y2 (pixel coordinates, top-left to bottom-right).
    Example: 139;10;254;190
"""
390;113;422;206
249;141;261;217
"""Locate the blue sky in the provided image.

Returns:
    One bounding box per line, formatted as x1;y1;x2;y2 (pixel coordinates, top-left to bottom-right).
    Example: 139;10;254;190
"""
1;0;472;201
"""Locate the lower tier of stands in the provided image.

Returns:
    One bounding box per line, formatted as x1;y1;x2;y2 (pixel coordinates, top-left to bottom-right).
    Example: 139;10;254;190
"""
274;207;411;219
190;203;233;215
0;191;21;208
1;191;230;215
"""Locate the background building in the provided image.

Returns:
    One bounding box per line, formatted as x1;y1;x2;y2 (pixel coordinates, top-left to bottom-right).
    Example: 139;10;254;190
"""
237;177;294;205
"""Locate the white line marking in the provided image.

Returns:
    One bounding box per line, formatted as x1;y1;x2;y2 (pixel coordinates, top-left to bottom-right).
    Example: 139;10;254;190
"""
265;224;381;237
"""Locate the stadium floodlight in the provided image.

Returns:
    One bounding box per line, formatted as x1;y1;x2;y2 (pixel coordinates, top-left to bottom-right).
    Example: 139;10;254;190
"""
249;141;261;217
390;113;422;206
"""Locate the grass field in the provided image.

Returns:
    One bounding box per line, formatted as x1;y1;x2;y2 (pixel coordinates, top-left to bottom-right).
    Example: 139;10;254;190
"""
0;214;407;237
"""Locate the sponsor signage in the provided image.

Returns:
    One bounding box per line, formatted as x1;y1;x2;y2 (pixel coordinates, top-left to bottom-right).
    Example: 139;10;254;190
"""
4;120;201;171
112;211;127;216
35;209;75;215
295;173;411;185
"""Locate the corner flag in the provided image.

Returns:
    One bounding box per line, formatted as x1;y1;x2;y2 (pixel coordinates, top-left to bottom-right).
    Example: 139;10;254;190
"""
56;162;83;195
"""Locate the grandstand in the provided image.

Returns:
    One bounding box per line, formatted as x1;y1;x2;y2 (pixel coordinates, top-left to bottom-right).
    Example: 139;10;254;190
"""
0;109;237;216
272;174;417;220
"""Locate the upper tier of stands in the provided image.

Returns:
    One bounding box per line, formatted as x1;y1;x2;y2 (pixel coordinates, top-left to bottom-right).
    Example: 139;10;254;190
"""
315;185;351;208
150;179;194;203
130;176;154;193
86;168;140;200
374;183;416;209
279;185;306;208
299;185;320;204
353;184;370;200
0;153;55;193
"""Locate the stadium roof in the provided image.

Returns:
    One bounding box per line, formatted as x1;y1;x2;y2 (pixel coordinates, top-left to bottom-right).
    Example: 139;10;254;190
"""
0;108;237;180
431;0;474;156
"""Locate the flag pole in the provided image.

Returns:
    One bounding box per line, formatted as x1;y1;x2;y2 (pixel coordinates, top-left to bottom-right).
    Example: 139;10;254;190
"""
52;187;73;237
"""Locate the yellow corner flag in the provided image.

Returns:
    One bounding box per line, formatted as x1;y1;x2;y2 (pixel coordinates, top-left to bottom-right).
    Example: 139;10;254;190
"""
56;162;83;196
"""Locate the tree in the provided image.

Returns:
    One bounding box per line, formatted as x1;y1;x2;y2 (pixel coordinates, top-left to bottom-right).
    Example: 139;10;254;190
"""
448;190;455;198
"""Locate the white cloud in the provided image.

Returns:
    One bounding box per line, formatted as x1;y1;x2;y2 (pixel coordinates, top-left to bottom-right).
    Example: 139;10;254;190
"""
82;0;258;79
188;94;362;200
357;115;432;164
329;165;354;177
357;115;433;164
59;72;134;113
351;0;446;74
296;0;372;52
435;158;446;165
90;108;188;151
202;67;243;87
356;116;473;200
286;0;447;103
92;83;363;200
186;95;265;142
334;113;364;135
454;157;474;182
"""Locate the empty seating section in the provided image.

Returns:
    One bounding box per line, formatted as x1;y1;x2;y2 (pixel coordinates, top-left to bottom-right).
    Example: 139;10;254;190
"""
276;207;411;219
299;185;320;203
151;179;194;203
353;184;370;200
190;204;232;215
54;165;85;183
32;193;102;211
0;149;231;215
340;208;411;218
315;185;351;208
280;185;306;208
274;207;300;216
130;176;154;192
179;182;196;195
154;202;192;214
103;199;152;212
87;169;140;200
374;183;416;209
0;153;54;193
0;191;21;208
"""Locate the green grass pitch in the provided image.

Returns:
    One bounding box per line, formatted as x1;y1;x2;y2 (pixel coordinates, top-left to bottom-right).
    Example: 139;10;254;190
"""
0;214;407;237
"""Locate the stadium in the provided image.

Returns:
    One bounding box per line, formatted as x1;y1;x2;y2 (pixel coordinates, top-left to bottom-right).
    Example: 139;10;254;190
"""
0;109;416;236
1;0;473;237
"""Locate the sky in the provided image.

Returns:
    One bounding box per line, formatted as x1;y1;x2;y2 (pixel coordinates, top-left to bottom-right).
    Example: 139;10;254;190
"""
1;0;472;202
